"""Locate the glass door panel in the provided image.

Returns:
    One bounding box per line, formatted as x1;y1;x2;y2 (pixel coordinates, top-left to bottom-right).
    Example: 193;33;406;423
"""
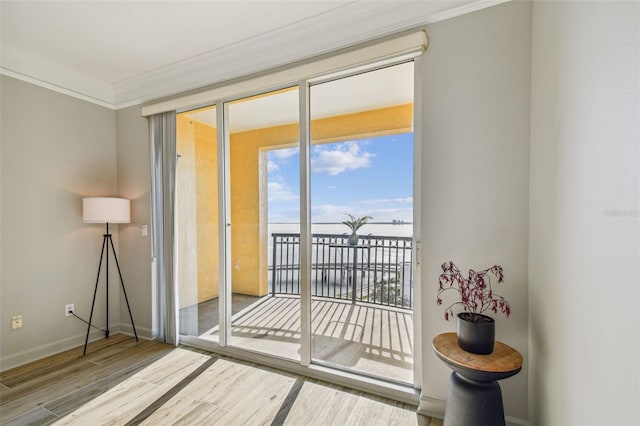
176;105;221;341
309;63;415;383
227;87;301;360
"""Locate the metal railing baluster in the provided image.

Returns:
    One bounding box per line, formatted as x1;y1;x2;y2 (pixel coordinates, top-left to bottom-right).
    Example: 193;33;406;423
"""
269;232;413;309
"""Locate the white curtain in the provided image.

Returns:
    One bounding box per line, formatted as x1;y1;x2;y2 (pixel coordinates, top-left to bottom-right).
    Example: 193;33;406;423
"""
149;111;179;346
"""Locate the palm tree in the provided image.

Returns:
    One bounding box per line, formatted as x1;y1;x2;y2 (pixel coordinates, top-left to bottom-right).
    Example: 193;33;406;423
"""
342;213;372;245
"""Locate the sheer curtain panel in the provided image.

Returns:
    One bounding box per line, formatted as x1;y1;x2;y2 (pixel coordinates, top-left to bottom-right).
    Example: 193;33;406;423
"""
150;111;178;345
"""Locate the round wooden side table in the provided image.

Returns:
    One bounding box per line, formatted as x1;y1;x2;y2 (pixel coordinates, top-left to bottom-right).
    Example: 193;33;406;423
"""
433;332;522;426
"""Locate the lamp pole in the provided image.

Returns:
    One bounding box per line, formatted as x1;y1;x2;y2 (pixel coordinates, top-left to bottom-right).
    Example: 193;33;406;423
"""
105;222;109;338
82;197;137;355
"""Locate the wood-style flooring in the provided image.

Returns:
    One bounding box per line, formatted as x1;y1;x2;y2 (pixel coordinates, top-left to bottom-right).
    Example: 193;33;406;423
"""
0;334;441;426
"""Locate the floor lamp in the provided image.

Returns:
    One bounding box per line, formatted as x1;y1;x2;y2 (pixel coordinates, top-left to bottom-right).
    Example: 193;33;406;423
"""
82;197;138;355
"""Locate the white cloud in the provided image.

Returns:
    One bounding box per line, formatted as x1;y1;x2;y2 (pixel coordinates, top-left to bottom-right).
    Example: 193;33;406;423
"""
268;182;298;202
311;141;374;175
311;204;343;220
267;160;279;173
271;148;299;159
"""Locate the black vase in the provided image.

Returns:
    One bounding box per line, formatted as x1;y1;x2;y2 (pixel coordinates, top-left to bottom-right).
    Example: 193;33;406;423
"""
456;312;495;354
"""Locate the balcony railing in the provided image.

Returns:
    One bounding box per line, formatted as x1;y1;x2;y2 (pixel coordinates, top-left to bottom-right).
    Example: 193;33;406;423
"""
270;233;413;309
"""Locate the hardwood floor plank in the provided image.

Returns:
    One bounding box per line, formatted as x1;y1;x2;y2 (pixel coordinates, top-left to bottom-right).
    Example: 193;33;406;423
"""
125;357;217;425
132;349;211;386
84;335;148;366
44;346;172;417
140;358;296;426
0;383;13;400
2;406;59;426
1;359;98;405
55;378;158;425
1;335;142;399
314;384;363;426
212;366;295;425
0;340;170;422
270;377;304;426
283;380;344;425
138;359;250;425
54;349;211;425
0;334;130;388
157;401;229;426
1;336;435;426
347;393;398;425
389;405;421;426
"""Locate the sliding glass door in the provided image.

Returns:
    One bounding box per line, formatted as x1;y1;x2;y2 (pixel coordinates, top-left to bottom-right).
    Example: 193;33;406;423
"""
175;59;418;386
176;105;221;340
308;63;415;383
226;88;301;360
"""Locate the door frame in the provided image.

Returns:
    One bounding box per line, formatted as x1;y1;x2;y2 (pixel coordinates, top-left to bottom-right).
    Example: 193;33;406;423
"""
178;55;423;397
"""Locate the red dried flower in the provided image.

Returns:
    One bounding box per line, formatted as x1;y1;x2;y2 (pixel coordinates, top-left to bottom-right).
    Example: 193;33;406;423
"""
436;261;511;321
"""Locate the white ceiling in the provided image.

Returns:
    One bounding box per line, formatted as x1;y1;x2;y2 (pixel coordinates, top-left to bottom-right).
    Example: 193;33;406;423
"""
185;61;414;131
0;0;505;109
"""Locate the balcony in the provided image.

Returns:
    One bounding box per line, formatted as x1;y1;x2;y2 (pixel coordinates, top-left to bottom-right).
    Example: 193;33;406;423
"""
181;233;414;384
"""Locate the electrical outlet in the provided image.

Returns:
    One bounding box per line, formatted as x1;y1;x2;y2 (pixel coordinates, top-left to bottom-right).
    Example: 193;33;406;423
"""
65;304;74;317
11;315;23;329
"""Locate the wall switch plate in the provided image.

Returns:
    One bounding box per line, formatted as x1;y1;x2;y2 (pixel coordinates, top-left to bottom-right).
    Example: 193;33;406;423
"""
141;224;148;236
65;304;74;317
11;315;23;329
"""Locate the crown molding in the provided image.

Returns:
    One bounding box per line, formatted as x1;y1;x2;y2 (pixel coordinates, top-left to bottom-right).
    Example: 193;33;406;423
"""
0;68;116;109
0;42;115;108
1;0;508;110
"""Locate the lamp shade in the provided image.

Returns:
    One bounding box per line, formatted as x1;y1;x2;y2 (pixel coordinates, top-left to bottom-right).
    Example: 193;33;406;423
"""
83;197;130;224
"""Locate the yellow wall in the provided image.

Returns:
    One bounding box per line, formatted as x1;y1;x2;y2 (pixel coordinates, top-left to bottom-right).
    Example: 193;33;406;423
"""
312;104;413;144
176;114;220;305
229;123;299;295
176;116;198;308
194;120;219;302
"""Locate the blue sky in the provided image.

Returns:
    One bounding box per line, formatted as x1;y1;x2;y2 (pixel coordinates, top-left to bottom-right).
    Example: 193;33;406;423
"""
267;133;413;223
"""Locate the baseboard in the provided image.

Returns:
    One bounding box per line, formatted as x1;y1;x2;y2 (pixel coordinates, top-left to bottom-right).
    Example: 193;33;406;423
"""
116;323;153;340
417;395;445;418
0;328;105;372
417;395;529;426
0;324;154;372
505;416;530;426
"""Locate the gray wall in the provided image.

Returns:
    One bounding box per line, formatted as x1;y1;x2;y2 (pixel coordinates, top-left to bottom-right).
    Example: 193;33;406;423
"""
0;76;120;368
116;106;153;337
418;1;531;421
529;1;639;424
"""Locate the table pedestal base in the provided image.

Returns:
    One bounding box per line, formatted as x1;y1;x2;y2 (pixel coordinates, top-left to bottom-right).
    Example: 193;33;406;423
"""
443;372;505;426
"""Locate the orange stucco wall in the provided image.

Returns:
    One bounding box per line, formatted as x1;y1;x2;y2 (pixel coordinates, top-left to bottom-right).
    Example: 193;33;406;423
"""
229;123;299;295
176;115;220;305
